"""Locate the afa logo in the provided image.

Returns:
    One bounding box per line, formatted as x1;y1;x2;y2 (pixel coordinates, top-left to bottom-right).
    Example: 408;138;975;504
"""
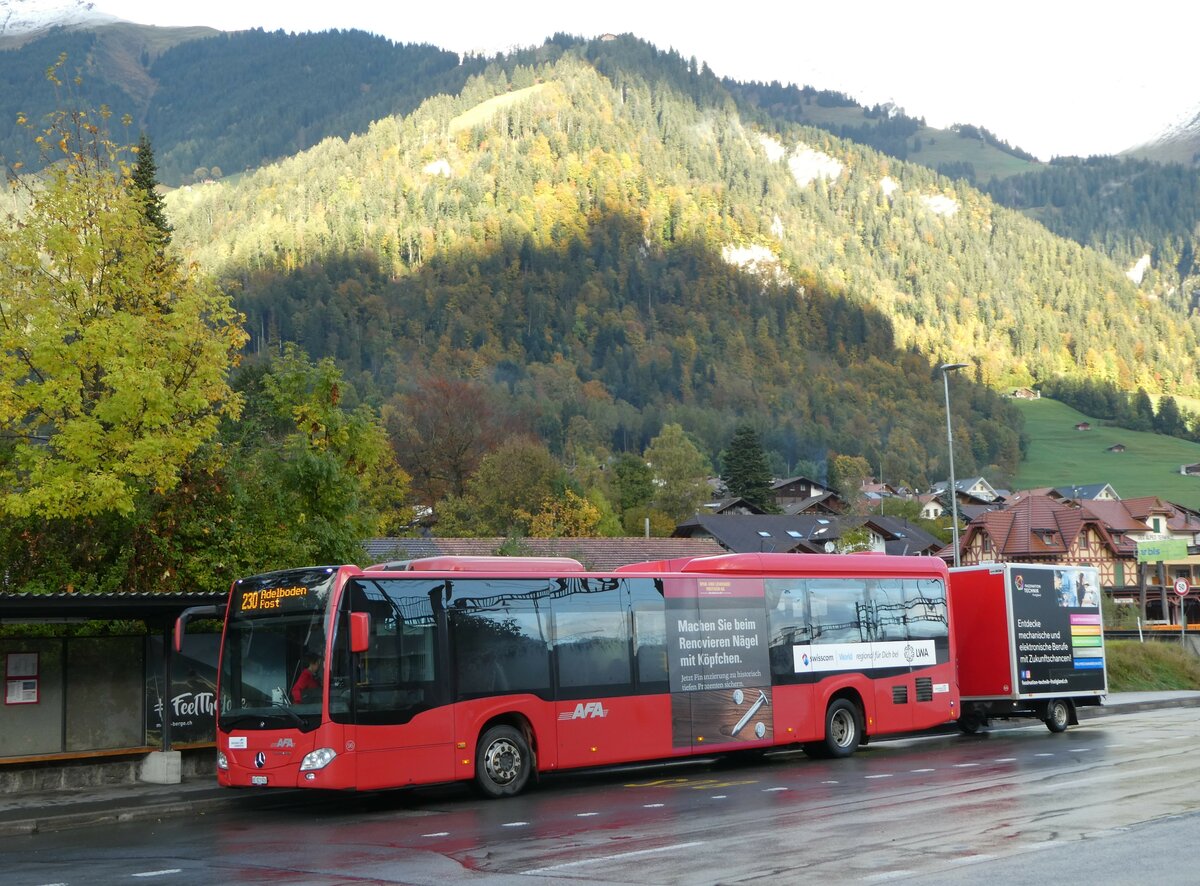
559;701;609;720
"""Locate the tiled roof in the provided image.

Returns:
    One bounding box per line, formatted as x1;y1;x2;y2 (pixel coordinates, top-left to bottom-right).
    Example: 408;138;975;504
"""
362;537;727;572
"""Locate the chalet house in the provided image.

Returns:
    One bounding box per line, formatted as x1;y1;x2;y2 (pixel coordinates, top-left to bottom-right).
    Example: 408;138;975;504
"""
781;493;846;516
1049;483;1121;502
672;514;940;556
933;476;1000;504
955;492;1200;622
1074;422;1092;431
1106;443;1127;453
957;494;1127;588
1181;463;1200;476
702;496;766;516
771;476;834;508
917;493;945;521
1008;387;1040;400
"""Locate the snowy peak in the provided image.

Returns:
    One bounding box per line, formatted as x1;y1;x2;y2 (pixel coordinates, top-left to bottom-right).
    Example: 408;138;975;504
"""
0;0;121;39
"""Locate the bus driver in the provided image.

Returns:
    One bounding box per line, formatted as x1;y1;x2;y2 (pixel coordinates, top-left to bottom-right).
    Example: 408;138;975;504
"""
291;652;322;703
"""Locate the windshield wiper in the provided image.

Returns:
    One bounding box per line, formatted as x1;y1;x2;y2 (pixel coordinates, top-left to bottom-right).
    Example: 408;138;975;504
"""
221;708;309;731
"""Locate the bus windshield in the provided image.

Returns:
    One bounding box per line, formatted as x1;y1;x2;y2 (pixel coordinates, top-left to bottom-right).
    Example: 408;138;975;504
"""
218;567;338;733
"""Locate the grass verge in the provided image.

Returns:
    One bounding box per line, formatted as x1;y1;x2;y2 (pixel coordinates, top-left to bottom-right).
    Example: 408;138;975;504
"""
1106;640;1200;691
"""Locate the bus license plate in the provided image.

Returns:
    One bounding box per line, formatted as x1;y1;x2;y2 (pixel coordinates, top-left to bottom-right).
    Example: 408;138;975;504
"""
251;775;268;786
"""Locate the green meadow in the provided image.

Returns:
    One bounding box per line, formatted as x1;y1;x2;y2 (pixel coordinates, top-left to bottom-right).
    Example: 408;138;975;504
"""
1011;398;1200;509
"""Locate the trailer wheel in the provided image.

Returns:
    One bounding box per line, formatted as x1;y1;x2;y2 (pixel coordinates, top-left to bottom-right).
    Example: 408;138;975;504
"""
1044;699;1072;734
475;725;532;798
806;698;862;759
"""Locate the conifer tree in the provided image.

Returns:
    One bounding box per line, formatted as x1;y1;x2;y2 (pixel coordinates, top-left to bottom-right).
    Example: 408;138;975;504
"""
131;133;172;245
720;425;777;512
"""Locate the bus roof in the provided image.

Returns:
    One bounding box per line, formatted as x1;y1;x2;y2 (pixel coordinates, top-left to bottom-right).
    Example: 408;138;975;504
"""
616;552;949;578
383;555;587;574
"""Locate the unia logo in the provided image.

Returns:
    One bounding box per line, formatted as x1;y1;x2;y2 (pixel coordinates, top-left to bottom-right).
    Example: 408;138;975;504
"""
559;702;609;720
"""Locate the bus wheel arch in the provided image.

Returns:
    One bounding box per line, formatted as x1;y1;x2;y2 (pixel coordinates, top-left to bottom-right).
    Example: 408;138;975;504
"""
805;692;864;759
474;714;537;798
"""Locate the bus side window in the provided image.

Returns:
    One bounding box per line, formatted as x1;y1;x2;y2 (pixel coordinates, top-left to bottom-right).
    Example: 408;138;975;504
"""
810;581;867;643
553;578;632;697
451;579;552;700
627;578;667;692
765;579;811;680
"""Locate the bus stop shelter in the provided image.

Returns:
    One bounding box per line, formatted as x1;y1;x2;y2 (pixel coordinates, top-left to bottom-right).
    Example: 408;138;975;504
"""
0;591;226;784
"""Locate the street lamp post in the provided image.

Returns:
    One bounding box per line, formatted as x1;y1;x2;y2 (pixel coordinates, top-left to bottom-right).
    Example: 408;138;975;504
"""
940;363;969;568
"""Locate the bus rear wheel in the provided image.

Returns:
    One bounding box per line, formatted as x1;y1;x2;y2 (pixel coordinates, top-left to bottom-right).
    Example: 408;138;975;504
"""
475;725;532;798
805;698;862;759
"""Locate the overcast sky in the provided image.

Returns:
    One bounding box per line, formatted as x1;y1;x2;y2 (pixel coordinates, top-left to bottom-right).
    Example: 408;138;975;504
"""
98;0;1200;161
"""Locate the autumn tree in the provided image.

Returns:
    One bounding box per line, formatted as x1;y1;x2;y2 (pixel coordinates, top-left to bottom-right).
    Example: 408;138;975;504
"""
720;425;777;512
437;438;566;536
525;488;602;537
385;377;516;510
645;423;711;522
828;453;872;513
0;100;247;520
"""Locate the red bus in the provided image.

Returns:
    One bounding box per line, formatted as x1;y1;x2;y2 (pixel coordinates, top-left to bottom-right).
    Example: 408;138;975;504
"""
188;552;958;797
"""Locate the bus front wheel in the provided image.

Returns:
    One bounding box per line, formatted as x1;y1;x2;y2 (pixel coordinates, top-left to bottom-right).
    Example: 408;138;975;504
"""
475;725;532;798
805;699;862;759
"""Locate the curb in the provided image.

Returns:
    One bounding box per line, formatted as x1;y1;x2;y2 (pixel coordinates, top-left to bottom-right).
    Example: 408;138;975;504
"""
1078;694;1200;720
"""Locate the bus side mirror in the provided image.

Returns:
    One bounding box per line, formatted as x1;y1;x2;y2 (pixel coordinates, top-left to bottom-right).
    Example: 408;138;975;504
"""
174;604;226;652
350;612;371;654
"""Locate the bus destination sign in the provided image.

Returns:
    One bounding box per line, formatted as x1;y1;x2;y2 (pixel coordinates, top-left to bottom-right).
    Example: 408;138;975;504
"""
236;585;314;614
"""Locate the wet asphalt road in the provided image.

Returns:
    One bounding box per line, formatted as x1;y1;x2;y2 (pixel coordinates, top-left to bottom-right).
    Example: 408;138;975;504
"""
5;707;1200;885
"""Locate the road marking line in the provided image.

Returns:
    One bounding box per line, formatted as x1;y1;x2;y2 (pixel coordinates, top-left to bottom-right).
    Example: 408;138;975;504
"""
953;763;980;768
994;758;1017;762
422;832;450;837
132;871;182;879
502;821;528;827
820;780;840;784
861;870;916;881
1035;753;1054;757
763;787;787;792
577;812;599;817
711;794;727;799
864;774;893;779
910;768;935;773
522;841;705;874
949;854;996;864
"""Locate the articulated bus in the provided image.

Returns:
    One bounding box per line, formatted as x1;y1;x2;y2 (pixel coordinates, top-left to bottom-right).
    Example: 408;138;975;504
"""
184;552;958;797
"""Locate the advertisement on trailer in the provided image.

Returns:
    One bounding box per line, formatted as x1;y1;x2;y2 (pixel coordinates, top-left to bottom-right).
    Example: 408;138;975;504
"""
1009;566;1105;694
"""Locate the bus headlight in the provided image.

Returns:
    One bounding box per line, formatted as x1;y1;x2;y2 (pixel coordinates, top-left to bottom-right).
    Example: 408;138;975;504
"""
299;747;337;771
217;750;228;770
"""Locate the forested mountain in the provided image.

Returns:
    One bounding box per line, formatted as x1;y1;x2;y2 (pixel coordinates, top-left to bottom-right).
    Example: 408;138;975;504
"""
143;44;1198;487
9;25;1200;489
982;156;1200;305
7;21;1197;314
0;24;483;183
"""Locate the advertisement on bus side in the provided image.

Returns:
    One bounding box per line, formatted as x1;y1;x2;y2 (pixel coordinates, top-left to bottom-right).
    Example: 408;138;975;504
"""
666;577;773;748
